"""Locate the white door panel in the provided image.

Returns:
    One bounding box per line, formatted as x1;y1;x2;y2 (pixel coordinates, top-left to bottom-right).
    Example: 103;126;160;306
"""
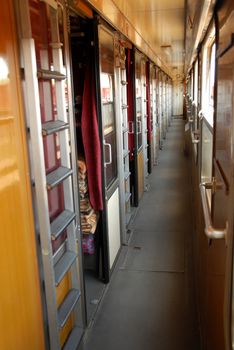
107;188;121;268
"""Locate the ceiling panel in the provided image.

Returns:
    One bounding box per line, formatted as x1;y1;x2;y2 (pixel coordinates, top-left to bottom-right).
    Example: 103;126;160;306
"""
86;0;185;80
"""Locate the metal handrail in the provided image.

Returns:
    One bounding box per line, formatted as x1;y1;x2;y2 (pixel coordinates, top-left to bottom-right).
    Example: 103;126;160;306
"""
104;142;112;166
199;182;227;239
191;131;200;144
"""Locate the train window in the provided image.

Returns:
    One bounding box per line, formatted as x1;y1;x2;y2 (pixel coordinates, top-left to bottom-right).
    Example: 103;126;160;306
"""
99;27;118;188
201;26;216;126
191;69;194;99
208;44;216;111
194;60;198;105
200;26;215;203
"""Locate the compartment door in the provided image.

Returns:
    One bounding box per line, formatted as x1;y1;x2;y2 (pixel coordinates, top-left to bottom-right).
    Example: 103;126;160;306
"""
98;25;121;271
200;44;234;350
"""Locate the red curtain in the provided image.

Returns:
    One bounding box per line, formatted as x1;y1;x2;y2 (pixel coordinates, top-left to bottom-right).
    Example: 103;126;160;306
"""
81;62;103;211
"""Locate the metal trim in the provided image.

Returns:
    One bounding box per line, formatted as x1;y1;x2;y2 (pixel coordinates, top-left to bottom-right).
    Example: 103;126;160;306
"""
199;182;227;239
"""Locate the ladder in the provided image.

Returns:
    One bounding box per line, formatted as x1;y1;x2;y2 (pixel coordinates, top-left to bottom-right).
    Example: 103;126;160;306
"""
141;59;149;191
120;65;132;231
19;0;85;349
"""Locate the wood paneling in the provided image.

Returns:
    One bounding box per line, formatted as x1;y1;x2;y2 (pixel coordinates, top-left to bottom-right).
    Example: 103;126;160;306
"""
0;2;45;349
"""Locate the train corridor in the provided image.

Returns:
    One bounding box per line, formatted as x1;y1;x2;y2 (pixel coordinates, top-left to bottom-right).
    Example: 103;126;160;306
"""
79;119;200;350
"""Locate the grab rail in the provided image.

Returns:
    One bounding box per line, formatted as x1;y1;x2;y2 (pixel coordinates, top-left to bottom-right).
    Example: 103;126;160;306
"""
191;131;199;144
199;182;227;239
104;142;112;166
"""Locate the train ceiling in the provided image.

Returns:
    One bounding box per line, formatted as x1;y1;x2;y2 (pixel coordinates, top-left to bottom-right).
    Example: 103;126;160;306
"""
84;0;185;80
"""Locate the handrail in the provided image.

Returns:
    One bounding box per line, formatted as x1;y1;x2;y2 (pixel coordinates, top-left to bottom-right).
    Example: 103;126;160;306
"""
198;110;203;119
104;142;112;166
191;131;199;144
199;182;227;239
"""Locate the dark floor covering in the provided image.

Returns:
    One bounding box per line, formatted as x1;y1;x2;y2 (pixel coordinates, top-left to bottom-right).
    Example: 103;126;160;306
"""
79;119;200;350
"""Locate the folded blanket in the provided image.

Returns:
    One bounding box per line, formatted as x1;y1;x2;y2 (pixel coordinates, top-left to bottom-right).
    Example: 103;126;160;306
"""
78;158;99;236
78;159;87;175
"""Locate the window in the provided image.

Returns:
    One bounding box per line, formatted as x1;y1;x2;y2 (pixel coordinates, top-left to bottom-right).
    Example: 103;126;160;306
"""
201;26;216;126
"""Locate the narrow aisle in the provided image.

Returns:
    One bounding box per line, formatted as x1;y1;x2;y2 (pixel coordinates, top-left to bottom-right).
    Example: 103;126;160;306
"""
79;119;200;350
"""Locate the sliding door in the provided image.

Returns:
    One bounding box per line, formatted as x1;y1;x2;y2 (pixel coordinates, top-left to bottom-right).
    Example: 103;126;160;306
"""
98;25;121;275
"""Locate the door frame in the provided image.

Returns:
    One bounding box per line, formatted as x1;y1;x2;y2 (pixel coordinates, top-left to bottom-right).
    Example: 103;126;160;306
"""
93;18;122;282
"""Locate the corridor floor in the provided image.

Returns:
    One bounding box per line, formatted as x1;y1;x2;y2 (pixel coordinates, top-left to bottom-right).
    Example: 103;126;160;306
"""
79;119;200;350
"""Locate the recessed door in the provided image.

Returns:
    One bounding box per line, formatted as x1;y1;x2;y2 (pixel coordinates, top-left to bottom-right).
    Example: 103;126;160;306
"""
200;37;234;350
98;25;121;272
135;51;144;200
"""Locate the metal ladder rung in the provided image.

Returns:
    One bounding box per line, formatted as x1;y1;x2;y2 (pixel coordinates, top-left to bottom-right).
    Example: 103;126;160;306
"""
62;327;83;350
124;171;131;180
46;166;73;190
123;149;130;158
125;192;131;202
54;251;77;286
126;213;132;226
58;289;81;329
51;210;76;240
37;69;66;80
122;104;129;109
42;120;69;136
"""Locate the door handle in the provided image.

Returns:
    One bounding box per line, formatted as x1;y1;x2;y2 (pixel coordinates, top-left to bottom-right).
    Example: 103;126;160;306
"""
199;182;227;239
198;110;203;119
128;121;134;134
189;118;193;123
104;142;112;166
192;131;199;144
137;120;142;134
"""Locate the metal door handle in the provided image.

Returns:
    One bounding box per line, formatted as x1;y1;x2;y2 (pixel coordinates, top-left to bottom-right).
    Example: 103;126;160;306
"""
189;118;193;123
199;182;227;239
137;120;142;134
192;131;199;144
128;121;134;134
104;142;112;166
198;110;203;119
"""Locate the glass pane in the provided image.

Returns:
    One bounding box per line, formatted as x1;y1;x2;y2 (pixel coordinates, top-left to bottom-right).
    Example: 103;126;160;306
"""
135;53;142;149
215;46;234;189
99;27;117;188
201;120;213;207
